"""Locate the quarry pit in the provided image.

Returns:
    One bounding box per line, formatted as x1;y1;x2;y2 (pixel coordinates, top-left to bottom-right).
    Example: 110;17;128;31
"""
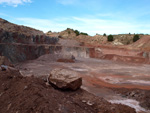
17;53;150;113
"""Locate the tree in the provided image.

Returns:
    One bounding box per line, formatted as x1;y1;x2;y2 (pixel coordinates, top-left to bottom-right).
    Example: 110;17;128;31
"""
103;33;106;36
68;31;71;34
74;30;80;36
133;34;140;42
80;32;88;36
107;35;114;42
47;30;52;33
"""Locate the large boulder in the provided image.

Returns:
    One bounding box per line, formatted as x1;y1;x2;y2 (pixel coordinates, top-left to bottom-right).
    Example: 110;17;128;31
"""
48;68;82;90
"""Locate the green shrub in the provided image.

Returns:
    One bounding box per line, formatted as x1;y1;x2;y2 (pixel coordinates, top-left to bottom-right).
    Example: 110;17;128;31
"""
133;34;140;42
47;30;52;33
68;31;71;34
74;30;80;36
80;32;88;36
103;33;106;36
107;35;114;42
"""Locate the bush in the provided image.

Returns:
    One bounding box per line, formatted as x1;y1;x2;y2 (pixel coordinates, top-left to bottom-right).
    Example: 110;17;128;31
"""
103;33;106;36
133;34;140;42
80;32;88;36
74;30;80;36
68;31;71;34
107;35;114;42
47;30;52;33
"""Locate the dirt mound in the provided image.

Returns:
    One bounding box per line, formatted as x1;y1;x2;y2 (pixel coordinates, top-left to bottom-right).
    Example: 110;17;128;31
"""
47;28;77;39
0;70;136;113
128;35;150;51
59;28;77;39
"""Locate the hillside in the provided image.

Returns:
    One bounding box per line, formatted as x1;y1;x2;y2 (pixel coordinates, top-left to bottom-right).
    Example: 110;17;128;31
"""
46;28;146;46
0;18;44;36
127;35;150;51
0;18;58;44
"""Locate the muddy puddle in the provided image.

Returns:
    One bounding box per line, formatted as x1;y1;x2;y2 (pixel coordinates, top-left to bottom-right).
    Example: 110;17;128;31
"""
108;97;149;113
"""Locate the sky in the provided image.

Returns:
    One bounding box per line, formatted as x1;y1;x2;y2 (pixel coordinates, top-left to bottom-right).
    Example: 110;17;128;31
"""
0;0;150;36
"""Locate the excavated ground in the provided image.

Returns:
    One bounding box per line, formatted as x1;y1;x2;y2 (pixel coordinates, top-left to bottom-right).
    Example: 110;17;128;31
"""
0;69;136;113
16;54;150;113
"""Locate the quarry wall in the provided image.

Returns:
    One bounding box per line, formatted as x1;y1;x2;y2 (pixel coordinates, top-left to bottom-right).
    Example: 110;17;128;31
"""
0;44;92;63
0;43;149;64
0;29;58;44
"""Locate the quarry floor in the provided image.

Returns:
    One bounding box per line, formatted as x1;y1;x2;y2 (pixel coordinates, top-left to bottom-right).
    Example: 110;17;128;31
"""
16;54;150;113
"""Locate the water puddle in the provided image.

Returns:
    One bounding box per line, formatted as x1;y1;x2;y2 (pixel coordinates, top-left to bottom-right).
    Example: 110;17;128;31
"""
126;80;150;85
70;67;88;72
98;76;123;84
99;76;150;86
108;98;149;113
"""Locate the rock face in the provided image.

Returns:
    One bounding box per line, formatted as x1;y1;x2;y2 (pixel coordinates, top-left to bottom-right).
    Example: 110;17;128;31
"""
0;29;59;44
48;68;82;90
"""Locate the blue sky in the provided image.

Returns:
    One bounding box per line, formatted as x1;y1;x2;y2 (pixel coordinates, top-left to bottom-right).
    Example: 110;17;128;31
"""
0;0;150;36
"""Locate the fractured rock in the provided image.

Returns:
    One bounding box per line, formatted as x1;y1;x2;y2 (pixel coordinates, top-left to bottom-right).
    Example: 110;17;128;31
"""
48;68;82;90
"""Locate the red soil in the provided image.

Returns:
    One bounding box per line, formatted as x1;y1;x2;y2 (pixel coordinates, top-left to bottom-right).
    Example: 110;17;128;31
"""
0;70;136;113
57;59;75;63
128;35;150;51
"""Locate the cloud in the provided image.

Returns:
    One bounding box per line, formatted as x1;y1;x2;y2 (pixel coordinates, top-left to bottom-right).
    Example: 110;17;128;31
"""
56;0;78;5
13;14;150;36
15;17;68;33
72;17;139;34
0;0;32;7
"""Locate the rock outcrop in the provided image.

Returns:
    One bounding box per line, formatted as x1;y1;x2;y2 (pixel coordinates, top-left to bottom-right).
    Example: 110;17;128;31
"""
48;68;82;90
0;29;59;44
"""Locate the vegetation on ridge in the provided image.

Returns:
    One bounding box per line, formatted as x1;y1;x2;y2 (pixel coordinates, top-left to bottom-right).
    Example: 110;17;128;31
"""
107;35;114;42
133;34;140;42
